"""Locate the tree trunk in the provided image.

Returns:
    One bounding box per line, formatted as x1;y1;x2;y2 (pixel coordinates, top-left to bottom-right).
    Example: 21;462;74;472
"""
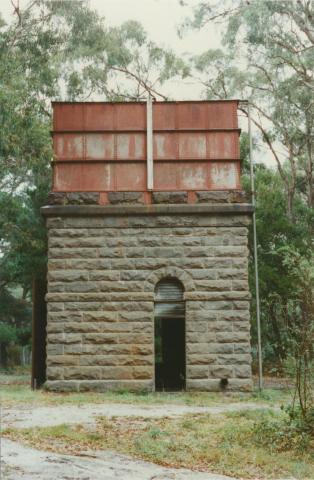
286;187;296;223
269;303;286;364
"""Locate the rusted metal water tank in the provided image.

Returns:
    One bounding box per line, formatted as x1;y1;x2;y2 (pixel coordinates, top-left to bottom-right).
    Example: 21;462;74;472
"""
52;100;241;203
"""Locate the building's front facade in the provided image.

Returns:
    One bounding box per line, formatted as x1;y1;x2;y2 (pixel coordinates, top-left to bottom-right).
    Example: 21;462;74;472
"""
42;100;253;392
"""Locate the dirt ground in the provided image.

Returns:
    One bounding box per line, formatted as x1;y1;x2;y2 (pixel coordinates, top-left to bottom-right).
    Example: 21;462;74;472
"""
0;371;294;479
1;400;271;479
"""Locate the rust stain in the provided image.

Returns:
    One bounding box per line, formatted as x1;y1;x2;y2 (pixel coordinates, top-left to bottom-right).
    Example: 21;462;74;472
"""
52;100;242;199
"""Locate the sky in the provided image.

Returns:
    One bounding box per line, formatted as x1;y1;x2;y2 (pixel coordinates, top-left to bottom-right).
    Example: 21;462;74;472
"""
1;0;222;100
1;0;274;165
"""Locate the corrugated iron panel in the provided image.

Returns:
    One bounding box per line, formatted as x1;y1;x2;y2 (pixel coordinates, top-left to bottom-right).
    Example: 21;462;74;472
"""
53;160;241;191
52;101;238;131
51;100;242;195
54;131;239;161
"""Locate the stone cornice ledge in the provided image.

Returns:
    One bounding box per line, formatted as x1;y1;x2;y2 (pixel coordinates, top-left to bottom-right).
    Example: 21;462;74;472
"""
41;203;254;217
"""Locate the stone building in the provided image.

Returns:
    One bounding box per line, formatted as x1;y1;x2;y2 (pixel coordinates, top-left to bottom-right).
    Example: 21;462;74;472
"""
41;100;253;392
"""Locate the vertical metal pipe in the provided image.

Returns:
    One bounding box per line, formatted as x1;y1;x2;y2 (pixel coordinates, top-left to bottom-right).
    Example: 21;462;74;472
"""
146;95;153;190
248;102;263;390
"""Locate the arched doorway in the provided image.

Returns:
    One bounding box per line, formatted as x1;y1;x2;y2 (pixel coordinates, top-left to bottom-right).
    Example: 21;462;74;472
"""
154;278;185;391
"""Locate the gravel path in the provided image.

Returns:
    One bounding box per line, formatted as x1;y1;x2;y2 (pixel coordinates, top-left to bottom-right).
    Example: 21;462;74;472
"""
1;401;269;429
1;438;234;480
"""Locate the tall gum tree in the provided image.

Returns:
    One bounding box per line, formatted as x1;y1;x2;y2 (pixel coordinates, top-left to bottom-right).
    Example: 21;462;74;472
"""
181;0;314;220
0;0;187;322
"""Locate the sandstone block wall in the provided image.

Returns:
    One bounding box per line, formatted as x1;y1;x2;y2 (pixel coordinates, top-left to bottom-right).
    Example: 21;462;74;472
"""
45;206;252;392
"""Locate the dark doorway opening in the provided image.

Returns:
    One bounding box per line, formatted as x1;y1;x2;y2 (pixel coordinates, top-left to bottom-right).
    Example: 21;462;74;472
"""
154;278;185;391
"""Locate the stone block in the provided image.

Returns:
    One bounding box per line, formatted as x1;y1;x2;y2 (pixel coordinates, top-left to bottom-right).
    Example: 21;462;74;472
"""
63;334;82;344
208;343;234;354
233;321;251;332
49;247;99;259
64;322;108;334
229;191;250;203
48;271;89;282
66;302;102;311
234;365;252;378
47;333;64;344
83;333;117;344
108;192;144;204
232;280;249;291
47;355;79;366
210;321;233;332
47;367;63;380
62;282;99;293
120;355;153;366
190;269;217;280
131;344;154;355
46;344;64;355
196;191;229;203
47;303;64;312
193;280;232;292
89;271;120;281
65;367;102;380
83;312;117;322
132;366;153;379
77;380;153;392
186;343;210;355
152;192;188;204
186;379;221;391
120;270;148;281
46;322;64;334
186;322;208;333
132;323;153;334
64;344;83;354
47;311;83;323
234;343;251;354
186;332;216;343
217;311;250;322
45;380;80;392
186;365;209;379
210;365;234;378
217;269;248;280
118;333;152;344
186;354;216;365
47;192;67;205
216;331;250;344
66;192;99;205
217;354;251;365
101;366;133;380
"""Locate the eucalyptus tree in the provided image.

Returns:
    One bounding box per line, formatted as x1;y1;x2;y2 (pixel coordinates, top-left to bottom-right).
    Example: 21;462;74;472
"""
181;0;314;366
0;0;185;346
183;0;314;219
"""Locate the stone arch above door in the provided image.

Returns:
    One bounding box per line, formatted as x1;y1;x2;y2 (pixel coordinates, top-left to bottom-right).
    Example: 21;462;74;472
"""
144;266;195;296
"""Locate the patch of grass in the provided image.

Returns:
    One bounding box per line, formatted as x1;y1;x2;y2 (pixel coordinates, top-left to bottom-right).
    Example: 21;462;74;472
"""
0;372;293;408
4;409;314;479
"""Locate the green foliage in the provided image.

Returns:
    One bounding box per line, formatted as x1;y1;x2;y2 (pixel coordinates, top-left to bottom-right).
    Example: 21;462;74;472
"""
0;323;17;344
253;405;314;453
186;0;314;218
241;165;313;366
0;1;186;360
